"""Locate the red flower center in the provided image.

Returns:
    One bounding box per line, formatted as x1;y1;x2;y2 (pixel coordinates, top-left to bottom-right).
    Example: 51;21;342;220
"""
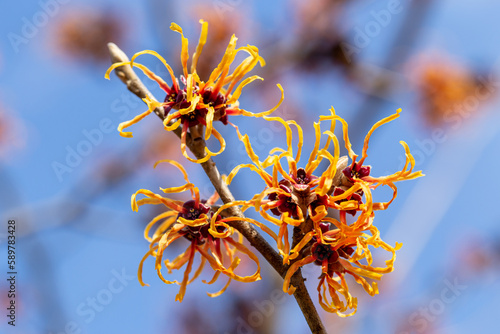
342;163;371;182
178;200;213;244
312;243;339;265
163;83;230;128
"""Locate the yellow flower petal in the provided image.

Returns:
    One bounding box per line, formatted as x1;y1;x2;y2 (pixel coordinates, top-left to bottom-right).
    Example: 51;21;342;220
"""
117;107;152;138
191;19;208;74
170;22;189;78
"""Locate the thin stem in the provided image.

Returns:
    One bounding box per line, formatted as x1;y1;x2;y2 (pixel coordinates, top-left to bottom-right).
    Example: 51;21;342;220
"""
108;43;326;334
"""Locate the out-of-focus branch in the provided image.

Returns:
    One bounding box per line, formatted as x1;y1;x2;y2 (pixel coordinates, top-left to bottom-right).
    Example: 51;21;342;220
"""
107;43;326;334
350;0;435;146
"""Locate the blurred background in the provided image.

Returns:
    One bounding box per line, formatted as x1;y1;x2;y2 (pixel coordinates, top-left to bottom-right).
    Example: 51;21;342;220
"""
1;0;500;333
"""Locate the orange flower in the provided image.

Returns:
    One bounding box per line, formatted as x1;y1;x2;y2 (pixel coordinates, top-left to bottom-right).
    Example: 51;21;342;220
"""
283;223;401;317
133;160;260;302
105;20;283;163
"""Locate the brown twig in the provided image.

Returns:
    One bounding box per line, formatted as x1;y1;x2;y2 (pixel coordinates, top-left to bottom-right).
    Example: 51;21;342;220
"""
107;43;326;334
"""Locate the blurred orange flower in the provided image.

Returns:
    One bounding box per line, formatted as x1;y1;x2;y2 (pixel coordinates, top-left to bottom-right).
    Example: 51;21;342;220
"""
409;54;495;126
0;106;26;160
53;8;125;63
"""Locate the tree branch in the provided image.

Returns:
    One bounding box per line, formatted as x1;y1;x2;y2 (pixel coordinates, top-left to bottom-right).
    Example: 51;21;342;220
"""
107;43;326;334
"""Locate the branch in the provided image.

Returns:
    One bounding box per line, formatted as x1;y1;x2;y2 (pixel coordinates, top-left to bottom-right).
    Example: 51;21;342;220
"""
107;43;326;334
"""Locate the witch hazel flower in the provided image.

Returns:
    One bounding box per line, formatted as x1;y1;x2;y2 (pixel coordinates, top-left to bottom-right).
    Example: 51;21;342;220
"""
105;20;283;163
133;160;260;301
283;222;401;317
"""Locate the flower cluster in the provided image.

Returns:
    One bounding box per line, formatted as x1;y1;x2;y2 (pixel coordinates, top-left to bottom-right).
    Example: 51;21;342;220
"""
110;20;423;315
106;20;283;163
211;108;422;316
